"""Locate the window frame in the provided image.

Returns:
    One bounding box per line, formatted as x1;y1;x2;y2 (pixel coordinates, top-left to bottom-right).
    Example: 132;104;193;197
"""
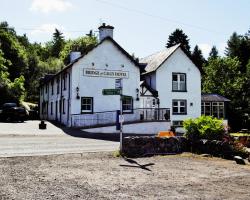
51;80;54;95
201;101;224;119
63;73;67;90
172;99;187;115
62;98;65;114
122;96;133;114
172;73;187;92
51;102;53;115
81;97;93;114
57;78;60;94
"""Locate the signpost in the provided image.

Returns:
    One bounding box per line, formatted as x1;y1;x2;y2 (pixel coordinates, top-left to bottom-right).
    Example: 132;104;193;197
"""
102;78;124;152
115;78;123;152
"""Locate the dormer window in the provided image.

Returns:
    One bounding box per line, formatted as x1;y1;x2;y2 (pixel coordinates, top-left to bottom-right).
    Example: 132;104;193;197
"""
172;73;186;92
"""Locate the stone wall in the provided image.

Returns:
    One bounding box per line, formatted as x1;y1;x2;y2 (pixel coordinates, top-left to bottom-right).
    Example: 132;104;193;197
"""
122;136;189;157
122;136;249;159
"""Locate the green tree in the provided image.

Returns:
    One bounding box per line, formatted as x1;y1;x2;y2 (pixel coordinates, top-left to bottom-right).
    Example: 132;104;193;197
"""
0;22;28;81
60;35;98;64
191;45;206;72
225;32;250;73
208;46;219;59
0;49;25;103
202;57;246;131
203;57;244;98
166;29;191;54
51;29;65;58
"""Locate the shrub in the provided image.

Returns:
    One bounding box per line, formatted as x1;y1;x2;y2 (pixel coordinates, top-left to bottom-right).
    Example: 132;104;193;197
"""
183;115;225;141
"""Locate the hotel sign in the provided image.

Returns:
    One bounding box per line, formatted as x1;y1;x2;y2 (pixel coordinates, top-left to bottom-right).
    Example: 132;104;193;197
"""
83;69;129;79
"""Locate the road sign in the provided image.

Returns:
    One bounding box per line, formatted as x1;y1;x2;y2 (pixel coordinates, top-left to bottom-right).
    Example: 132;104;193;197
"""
115;78;122;89
102;89;121;95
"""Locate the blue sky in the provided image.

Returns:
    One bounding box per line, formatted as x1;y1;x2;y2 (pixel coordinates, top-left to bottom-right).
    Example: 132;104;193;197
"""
1;0;250;58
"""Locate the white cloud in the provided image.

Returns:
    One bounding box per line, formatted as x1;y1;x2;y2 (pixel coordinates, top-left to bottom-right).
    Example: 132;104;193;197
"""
198;43;212;58
218;43;227;56
198;43;227;58
29;24;71;42
30;0;73;13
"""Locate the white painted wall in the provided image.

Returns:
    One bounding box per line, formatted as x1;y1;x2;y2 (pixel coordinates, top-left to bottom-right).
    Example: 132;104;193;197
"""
40;67;72;126
82;122;171;134
156;48;201;121
70;39;141;115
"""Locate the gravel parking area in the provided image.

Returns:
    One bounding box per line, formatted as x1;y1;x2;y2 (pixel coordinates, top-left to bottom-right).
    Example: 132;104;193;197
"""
0;152;250;200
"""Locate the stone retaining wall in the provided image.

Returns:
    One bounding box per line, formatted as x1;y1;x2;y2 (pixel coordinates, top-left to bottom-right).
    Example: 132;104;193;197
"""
122;136;189;157
122;136;249;158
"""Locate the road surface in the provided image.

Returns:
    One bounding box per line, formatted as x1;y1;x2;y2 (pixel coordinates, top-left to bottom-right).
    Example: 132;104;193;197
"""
0;120;119;157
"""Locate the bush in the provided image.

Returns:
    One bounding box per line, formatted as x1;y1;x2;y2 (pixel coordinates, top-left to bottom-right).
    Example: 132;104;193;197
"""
183;115;225;141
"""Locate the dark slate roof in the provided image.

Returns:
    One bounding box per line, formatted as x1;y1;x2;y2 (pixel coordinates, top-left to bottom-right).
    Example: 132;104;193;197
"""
140;44;180;73
201;94;231;102
40;36;142;86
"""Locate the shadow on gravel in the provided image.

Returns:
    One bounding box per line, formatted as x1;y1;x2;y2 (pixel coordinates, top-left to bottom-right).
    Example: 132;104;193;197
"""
50;121;155;142
120;158;155;171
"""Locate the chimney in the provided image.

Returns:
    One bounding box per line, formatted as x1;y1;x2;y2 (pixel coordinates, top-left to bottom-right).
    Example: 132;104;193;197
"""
69;51;81;63
98;23;114;41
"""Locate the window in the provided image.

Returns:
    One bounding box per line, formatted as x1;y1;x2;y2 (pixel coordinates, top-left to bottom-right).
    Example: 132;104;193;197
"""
45;85;48;93
172;73;186;92
59;100;61;113
62;98;65;114
63;74;66;90
172;120;183;127
81;97;93;113
57;78;60;94
172;100;187;115
51;102;53;115
122;96;133;113
51;81;54;95
201;102;224;119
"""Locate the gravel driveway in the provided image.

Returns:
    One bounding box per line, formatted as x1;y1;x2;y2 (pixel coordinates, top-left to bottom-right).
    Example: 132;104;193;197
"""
0;152;249;200
0;121;119;157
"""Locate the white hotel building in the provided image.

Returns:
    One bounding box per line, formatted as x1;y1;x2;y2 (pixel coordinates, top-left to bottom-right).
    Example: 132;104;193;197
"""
40;24;202;128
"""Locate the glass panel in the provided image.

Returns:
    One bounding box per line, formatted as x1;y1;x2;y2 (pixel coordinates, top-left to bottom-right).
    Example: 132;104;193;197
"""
212;105;218;118
173;81;178;90
180;82;185;91
173;74;178;81
173;101;178;106
173;107;178;113
180;74;185;81
180;107;185;113
180;101;185;106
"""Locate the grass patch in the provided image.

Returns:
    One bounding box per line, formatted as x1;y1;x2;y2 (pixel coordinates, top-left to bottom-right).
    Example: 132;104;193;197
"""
230;133;250;137
113;150;122;158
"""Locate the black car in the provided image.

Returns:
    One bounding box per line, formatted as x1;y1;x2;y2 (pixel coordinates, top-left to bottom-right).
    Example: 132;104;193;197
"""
0;103;28;122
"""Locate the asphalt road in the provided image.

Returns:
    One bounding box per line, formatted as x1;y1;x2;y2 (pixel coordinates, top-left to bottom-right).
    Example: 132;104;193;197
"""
0;120;119;157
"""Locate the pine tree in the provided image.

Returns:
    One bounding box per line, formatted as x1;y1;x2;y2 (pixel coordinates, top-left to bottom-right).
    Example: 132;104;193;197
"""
208;46;219;59
51;29;65;58
191;45;206;72
166;29;191;54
